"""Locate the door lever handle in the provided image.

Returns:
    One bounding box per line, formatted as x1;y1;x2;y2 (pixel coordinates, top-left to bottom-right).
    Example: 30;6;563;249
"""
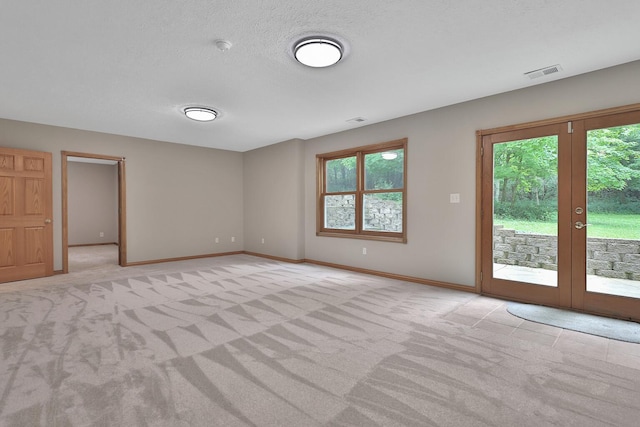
575;221;589;229
44;218;52;224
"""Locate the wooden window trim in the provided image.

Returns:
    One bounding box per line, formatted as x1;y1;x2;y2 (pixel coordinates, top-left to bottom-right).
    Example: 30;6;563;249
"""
316;138;408;243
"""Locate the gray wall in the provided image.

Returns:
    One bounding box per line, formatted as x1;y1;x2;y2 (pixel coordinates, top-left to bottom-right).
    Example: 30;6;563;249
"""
243;139;305;260
1;59;639;284
303;60;640;287
0;120;244;270
68;162;118;245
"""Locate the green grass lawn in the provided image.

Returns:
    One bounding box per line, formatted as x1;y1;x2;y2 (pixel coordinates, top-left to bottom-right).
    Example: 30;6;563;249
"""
495;213;640;239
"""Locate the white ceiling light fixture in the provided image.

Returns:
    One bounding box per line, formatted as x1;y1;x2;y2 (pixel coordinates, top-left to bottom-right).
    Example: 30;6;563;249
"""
294;37;343;68
184;107;218;122
381;152;398;160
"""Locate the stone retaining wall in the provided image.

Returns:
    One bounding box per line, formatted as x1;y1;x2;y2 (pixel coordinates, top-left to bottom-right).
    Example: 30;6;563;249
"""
325;195;356;229
363;198;402;232
494;225;640;280
325;196;402;231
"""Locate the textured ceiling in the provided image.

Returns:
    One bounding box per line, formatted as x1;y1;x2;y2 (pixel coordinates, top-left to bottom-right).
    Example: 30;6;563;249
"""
2;1;640;152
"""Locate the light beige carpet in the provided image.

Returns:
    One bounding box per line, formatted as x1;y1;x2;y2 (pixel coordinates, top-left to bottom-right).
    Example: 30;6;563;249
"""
0;255;639;426
68;244;120;273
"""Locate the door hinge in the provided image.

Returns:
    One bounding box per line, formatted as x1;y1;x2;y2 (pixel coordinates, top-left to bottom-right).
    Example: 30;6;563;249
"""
480;271;483;283
568;121;573;134
481;146;484;156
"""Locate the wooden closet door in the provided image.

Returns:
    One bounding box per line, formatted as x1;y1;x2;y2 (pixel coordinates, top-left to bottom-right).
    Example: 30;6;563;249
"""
0;147;53;283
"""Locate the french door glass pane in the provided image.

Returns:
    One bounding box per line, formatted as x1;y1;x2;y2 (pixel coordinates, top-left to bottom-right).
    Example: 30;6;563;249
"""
324;194;356;230
586;123;640;298
363;193;402;232
492;136;559;287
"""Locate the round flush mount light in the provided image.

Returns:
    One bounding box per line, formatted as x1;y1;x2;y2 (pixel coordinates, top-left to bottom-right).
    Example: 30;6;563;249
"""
294;37;343;67
381;152;398;160
183;107;218;122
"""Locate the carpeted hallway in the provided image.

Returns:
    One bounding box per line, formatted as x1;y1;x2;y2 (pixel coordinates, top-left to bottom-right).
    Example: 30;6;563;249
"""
0;255;639;426
68;245;120;273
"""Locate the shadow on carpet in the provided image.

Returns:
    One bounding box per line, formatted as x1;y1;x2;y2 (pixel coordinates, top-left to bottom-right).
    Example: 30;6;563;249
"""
507;302;640;343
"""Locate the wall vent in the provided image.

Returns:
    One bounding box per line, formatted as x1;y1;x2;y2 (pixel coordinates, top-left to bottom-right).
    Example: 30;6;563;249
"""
524;64;563;80
347;117;367;123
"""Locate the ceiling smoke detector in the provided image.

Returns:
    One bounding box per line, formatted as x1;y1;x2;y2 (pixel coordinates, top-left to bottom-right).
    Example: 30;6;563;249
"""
525;64;563;80
214;39;232;52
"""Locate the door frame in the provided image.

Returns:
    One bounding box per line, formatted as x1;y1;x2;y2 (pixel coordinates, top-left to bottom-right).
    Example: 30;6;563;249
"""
61;151;127;273
476;102;640;320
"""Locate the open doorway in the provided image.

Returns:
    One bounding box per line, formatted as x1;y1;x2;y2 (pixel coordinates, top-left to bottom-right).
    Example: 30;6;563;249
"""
62;151;127;273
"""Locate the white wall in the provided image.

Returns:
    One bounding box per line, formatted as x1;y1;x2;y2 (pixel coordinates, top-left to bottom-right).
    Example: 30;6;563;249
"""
304;60;640;287
0;120;244;269
68;162;118;245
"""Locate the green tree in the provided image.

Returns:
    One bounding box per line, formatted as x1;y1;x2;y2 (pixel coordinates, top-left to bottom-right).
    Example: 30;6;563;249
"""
493;125;640;218
326;156;356;192
586;123;640;213
587;126;640;192
326;149;405;194
493;136;558;206
364;149;404;190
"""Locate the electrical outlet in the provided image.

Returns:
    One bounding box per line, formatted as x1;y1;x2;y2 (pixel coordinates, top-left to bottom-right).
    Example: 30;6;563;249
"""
231;236;235;243
362;247;367;255
450;193;461;203
261;238;265;244
215;237;219;243
99;232;104;237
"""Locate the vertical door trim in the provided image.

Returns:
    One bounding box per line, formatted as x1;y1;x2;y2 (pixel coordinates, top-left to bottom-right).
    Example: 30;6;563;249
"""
475;131;483;292
118;158;127;267
569;119;587;311
556;121;574;308
61;151;127;273
61;153;68;272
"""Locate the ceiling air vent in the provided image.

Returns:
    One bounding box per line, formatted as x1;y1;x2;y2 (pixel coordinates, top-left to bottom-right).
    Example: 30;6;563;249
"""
347;117;367;123
524;64;563;80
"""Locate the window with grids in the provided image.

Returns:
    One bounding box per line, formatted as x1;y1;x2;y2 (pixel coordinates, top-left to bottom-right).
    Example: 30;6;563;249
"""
316;138;407;242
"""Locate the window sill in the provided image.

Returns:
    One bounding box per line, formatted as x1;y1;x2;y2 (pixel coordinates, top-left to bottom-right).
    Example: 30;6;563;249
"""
317;231;406;243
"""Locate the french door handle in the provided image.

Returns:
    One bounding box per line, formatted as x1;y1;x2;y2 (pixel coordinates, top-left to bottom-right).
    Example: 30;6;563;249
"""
575;221;589;229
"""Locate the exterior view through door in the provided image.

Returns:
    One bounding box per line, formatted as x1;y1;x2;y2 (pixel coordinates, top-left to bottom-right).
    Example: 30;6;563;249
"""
480;107;640;322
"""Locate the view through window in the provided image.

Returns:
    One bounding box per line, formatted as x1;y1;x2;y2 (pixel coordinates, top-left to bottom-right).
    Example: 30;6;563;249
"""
317;138;407;242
